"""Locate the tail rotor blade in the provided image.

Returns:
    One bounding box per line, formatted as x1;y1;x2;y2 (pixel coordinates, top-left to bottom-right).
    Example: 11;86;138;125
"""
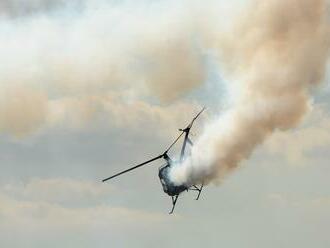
102;154;163;182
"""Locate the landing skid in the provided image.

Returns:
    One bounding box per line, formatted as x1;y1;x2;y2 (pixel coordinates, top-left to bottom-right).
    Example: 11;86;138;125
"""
189;183;204;200
169;195;179;214
169;183;204;214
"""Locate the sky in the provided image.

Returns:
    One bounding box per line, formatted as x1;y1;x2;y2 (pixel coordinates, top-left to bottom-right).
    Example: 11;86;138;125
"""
0;0;330;247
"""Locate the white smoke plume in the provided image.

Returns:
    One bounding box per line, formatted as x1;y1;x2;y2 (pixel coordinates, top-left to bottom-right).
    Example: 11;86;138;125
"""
170;0;330;186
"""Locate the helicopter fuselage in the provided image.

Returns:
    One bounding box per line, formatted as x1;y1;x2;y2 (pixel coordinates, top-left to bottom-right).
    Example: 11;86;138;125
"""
158;163;187;196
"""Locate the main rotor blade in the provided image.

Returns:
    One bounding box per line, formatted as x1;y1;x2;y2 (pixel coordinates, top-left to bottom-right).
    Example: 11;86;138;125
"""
165;107;205;153
102;154;163;182
188;107;206;128
180;107;205;161
165;131;184;152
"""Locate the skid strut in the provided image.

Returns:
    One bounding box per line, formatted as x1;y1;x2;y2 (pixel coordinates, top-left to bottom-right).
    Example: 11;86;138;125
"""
169;195;179;214
189;183;204;200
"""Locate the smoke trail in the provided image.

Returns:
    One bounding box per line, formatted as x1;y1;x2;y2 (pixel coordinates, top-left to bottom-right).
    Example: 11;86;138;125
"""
170;0;330;186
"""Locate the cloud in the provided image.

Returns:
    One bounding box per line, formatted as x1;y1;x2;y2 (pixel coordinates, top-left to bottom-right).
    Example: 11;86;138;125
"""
0;86;48;136
0;192;168;227
0;0;75;17
0;0;214;137
2;178;114;206
0;178;174;247
265;106;330;165
267;192;330;213
46;93;199;134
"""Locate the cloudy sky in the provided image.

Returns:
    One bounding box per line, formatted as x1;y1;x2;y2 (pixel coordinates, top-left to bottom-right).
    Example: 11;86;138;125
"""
0;0;330;247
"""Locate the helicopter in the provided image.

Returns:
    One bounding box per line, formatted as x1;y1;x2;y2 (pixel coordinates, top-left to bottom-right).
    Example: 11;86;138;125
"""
102;107;206;214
